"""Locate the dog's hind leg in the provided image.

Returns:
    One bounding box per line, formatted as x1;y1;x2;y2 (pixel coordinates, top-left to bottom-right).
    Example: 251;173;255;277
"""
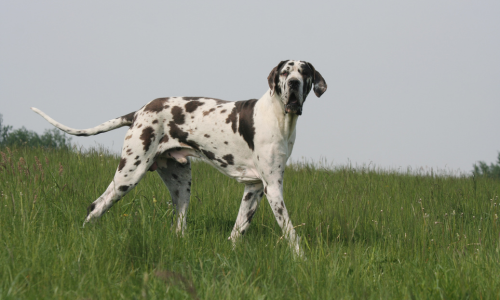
83;159;151;225
155;158;192;235
228;182;264;243
84;127;160;225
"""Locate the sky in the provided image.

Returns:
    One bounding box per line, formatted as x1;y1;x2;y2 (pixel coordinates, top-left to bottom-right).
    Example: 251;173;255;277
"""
1;1;499;174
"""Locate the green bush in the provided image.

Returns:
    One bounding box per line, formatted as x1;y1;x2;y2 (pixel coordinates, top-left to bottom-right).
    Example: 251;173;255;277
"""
0;113;71;148
473;152;500;179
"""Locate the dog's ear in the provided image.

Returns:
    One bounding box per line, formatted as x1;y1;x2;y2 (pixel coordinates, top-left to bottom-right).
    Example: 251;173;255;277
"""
306;62;327;97
267;60;289;96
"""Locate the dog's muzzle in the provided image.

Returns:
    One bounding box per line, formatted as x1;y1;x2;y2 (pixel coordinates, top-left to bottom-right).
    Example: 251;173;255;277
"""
285;93;302;115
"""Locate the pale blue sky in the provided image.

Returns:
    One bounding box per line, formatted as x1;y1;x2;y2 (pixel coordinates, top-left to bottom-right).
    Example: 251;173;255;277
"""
1;1;499;173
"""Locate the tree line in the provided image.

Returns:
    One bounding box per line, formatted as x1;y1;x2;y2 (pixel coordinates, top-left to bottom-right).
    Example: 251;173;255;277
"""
0;113;72;149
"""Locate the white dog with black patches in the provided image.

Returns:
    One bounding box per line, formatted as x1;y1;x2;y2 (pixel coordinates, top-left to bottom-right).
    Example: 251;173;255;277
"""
32;60;327;256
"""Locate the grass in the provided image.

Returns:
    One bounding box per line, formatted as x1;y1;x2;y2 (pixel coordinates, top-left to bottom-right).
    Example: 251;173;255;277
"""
1;146;500;299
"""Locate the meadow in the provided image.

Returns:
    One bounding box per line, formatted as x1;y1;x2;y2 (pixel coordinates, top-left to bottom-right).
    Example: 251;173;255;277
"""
1;146;499;299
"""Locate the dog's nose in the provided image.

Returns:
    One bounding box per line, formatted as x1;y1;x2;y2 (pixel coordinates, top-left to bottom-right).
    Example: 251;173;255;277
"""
288;79;300;88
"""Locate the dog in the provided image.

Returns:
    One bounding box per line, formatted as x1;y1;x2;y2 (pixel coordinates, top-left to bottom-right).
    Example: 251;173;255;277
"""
31;60;327;256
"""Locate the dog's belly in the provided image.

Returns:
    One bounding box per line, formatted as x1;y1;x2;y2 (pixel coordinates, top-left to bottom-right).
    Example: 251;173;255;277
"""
158;147;260;183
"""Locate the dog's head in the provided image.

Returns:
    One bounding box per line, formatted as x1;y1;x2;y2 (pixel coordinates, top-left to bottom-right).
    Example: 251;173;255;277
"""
267;60;327;115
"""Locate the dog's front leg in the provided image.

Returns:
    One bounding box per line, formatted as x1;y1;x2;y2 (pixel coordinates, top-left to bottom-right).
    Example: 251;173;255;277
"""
228;182;264;245
264;180;304;258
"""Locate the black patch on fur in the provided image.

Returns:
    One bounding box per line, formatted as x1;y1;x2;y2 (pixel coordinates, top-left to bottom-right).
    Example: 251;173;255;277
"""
226;99;257;150
220;109;227;113
222;154;234;165
204;134;210;138
235;99;258;151
182;97;201;101
118;158;127;171
118;185;129;192
160;135;169;143
259;192;264;198
171;106;185;125
277;208;283;215
168;122;200;150
247;209;256;222
172;173;178;179
140;127;155;152
202;149;216;160
203;108;216;116
168;121;189;143
134;160;141;166
244;192;253;201
168;121;199;150
121;111;136;124
87;203;96;216
135;156;140;160
152;119;159;124
224;141;228;145
264;186;267;194
185;100;205;113
144;98;169;113
225;107;238;133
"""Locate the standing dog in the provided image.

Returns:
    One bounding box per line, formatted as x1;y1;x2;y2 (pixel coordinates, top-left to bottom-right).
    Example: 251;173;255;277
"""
32;60;327;256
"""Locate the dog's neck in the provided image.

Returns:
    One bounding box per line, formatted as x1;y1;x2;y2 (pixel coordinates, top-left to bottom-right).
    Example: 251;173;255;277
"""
263;90;299;140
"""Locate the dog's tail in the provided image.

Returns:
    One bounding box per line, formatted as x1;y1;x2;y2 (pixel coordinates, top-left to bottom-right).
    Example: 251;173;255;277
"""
31;107;136;136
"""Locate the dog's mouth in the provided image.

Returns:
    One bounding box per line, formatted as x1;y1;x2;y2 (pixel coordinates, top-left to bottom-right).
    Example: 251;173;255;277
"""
285;93;302;115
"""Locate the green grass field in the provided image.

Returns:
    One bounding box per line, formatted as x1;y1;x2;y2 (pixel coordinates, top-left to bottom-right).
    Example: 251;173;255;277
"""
1;146;499;299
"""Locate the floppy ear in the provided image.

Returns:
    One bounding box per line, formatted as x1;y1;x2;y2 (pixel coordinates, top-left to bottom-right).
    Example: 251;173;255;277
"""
267;60;289;96
306;62;327;97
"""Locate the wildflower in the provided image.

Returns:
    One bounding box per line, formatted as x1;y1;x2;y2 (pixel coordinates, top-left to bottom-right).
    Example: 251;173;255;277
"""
495;214;498;220
424;213;429;218
452;210;456;215
444;213;448;217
